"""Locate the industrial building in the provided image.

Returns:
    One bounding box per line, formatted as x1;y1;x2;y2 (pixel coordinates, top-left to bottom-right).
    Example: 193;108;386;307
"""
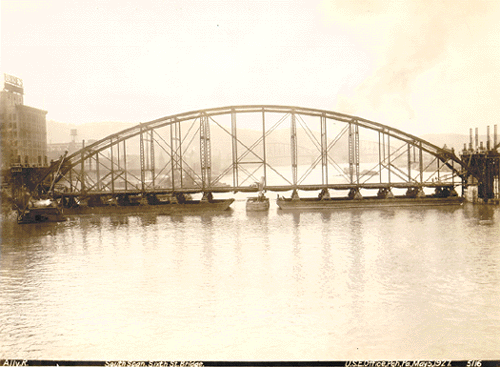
0;74;48;169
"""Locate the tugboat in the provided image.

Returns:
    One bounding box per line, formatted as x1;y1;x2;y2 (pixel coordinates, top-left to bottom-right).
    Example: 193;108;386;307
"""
16;151;67;224
17;199;65;224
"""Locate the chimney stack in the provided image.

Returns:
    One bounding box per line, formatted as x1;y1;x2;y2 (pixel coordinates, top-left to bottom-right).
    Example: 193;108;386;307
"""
469;128;473;150
475;127;479;150
495;124;498;148
487;126;490;150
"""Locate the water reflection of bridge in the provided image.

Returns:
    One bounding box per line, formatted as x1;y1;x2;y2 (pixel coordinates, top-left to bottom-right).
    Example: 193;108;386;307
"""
30;105;469;203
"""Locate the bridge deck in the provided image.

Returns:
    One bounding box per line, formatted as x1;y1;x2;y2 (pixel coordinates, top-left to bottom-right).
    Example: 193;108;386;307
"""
54;182;459;197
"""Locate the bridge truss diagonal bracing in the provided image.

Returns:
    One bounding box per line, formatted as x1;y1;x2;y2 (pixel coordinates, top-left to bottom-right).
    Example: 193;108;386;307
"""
42;105;468;202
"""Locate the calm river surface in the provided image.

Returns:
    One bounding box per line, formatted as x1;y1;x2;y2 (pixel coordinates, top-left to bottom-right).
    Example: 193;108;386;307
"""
1;198;499;361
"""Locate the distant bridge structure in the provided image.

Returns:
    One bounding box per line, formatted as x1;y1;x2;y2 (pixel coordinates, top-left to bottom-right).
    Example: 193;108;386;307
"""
36;105;468;202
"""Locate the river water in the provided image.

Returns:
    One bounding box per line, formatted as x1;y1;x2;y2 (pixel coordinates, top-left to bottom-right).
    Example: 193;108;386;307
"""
1;197;499;361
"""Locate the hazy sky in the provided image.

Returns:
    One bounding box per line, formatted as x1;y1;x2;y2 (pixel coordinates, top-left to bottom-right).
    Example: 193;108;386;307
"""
2;0;500;136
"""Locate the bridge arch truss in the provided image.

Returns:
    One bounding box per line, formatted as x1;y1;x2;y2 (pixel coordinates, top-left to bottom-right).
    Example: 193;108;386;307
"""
45;105;467;199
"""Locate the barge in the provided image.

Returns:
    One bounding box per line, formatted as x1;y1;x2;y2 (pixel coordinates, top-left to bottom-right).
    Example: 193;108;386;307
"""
61;196;235;216
276;195;464;210
276;187;464;210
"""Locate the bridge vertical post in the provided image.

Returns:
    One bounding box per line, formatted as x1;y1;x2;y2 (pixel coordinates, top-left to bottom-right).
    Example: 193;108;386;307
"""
419;141;423;184
407;143;411;183
437;156;440;182
349;123;353;184
170;123;176;191
123;140;128;191
348;122;359;185
200;113;211;190
379;131;382;183
452;160;455;185
80;140;85;193
170;120;182;190
140;125;145;193
96;153;100;192
262;108;267;187
231;109;238;188
355;123;360;185
150;130;155;189
387;134;391;184
117;138;120;171
178;120;183;187
321;113;328;185
117;140;121;190
291;110;298;187
110;137;115;194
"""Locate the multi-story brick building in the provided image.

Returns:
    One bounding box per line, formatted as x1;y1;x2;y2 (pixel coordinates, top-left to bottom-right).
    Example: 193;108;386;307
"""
1;74;48;169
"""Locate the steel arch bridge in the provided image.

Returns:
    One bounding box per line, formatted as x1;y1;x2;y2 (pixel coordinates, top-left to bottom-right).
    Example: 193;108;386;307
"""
41;105;468;202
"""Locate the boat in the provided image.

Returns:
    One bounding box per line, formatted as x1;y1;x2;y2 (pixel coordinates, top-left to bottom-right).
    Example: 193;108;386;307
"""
246;194;270;211
276;194;464;210
60;196;235;216
16;152;67;224
246;177;269;211
17;199;66;224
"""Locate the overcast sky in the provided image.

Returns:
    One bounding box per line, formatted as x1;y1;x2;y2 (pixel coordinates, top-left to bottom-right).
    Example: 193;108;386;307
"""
2;0;500;136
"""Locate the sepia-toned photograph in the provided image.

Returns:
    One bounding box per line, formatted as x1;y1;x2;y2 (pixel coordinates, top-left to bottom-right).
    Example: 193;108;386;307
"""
1;0;499;363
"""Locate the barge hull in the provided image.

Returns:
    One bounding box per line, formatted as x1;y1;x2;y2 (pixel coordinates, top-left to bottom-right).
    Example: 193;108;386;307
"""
276;196;464;210
62;199;235;216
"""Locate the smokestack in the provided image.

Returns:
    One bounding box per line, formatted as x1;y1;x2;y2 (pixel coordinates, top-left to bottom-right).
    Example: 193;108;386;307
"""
487;126;490;150
475;127;479;150
469;128;473;150
495;124;498;148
